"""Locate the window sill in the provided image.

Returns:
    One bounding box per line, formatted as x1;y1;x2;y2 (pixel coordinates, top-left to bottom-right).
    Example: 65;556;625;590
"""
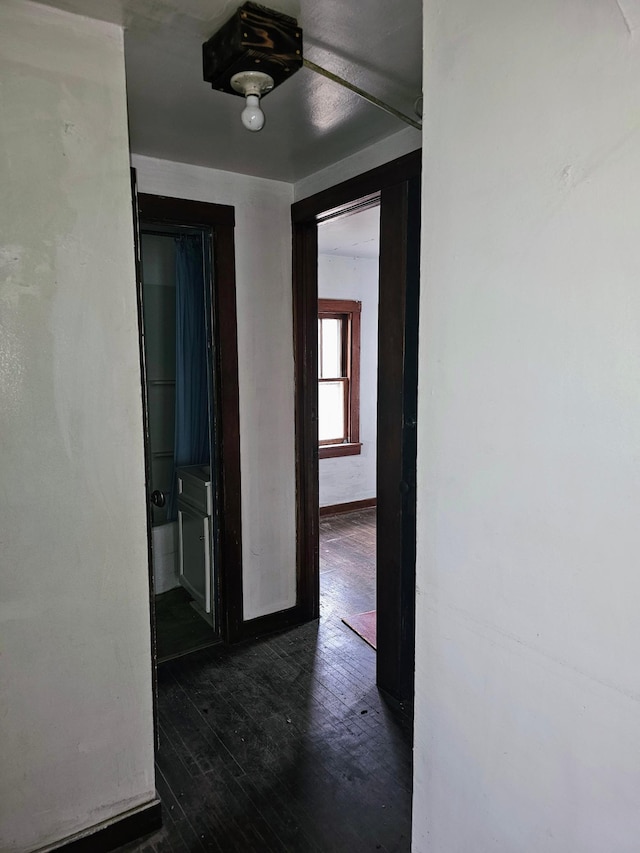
318;442;362;460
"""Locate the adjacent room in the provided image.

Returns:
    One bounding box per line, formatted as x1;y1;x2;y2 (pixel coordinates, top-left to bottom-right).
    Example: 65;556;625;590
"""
317;204;380;652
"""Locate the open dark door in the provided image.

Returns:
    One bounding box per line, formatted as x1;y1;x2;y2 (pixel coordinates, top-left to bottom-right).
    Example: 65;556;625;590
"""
376;175;421;700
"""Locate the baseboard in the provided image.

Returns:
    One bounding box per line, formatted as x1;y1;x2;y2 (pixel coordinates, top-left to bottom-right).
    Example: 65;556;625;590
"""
41;797;162;853
238;604;308;641
319;497;376;518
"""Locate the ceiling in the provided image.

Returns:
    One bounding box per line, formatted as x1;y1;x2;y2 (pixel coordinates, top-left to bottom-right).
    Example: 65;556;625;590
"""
318;205;380;259
36;0;422;183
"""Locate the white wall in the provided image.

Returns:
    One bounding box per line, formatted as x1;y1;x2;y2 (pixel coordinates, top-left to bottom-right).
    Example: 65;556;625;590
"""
0;3;155;850
294;126;421;201
132;155;297;621
414;1;640;850
318;254;378;507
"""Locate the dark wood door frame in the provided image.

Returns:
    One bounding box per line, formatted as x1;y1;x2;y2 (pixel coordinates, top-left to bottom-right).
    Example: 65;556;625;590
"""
291;149;422;701
136;192;245;645
376;176;421;699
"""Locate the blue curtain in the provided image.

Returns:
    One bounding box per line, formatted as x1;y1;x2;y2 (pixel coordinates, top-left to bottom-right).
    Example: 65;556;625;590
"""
167;235;210;521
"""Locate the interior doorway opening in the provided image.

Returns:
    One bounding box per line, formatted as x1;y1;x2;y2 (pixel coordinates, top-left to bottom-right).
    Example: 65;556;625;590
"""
292;150;421;702
133;189;245;674
139;223;219;661
317;204;381;652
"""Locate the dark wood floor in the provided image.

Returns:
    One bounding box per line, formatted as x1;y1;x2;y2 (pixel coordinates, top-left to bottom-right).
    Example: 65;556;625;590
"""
155;587;218;662
319;508;377;621
119;508;412;853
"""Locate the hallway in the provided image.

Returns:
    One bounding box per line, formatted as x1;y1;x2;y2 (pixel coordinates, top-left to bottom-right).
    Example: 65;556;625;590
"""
123;509;412;853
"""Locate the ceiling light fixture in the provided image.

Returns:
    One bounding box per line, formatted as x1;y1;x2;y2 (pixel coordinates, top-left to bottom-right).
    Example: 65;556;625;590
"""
203;2;422;134
230;70;274;131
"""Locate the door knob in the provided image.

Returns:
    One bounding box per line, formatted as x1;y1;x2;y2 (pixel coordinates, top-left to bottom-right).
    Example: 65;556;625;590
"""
150;489;166;508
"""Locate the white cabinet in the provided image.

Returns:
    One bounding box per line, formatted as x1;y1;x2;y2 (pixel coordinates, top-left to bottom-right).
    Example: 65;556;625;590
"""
177;465;215;623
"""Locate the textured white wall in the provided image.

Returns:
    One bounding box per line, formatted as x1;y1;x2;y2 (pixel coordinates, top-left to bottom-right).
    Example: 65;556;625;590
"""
132;155;296;620
414;0;640;849
0;3;155;850
318;254;378;507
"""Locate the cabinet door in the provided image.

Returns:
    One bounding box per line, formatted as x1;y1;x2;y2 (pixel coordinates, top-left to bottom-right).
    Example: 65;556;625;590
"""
178;506;212;614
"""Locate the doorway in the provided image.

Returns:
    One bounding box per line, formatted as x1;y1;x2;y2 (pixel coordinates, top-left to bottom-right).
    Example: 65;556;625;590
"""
292;150;421;700
133;189;245;667
139;222;220;660
317;204;380;650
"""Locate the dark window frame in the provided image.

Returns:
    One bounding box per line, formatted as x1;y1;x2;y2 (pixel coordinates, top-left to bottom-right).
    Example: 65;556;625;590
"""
318;298;361;459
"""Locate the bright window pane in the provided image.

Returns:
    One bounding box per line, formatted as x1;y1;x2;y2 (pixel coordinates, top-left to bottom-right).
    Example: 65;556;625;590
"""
319;381;345;442
320;318;341;378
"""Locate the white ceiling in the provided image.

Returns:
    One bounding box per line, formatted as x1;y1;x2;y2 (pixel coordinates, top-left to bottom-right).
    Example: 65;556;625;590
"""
318;205;380;259
36;0;422;182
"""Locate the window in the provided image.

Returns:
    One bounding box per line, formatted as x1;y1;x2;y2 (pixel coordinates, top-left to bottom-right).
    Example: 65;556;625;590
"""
318;299;361;459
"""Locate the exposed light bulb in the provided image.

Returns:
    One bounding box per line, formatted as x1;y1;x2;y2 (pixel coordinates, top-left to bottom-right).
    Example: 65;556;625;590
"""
230;71;274;133
241;93;265;132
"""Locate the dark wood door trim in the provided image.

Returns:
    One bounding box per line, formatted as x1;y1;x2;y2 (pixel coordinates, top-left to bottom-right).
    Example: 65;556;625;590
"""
210;221;244;642
292;149;421;222
292;150;422;699
293;220;320;620
130;171;159;751
139;194;235;227
137;192;244;644
376;177;421;699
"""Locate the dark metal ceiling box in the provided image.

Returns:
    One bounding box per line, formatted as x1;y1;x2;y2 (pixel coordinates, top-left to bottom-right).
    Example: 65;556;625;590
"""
202;1;303;97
